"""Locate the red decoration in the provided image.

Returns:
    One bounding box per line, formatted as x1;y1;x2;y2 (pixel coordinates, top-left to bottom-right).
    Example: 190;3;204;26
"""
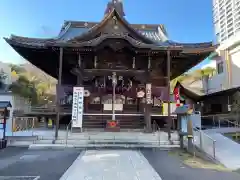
173;87;180;101
174;86;181;106
176;103;181;107
108;121;117;128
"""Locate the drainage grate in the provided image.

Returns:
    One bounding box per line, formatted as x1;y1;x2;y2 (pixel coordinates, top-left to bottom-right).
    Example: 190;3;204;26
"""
0;176;40;180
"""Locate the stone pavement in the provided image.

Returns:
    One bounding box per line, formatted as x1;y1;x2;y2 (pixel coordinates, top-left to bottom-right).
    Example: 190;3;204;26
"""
1;147;240;180
60;150;162;180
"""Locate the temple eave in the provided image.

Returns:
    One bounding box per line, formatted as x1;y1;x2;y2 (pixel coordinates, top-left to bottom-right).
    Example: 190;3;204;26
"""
5;37;215;54
4;42;212;81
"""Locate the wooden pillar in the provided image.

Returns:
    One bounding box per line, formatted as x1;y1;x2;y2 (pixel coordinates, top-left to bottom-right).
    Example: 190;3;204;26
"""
77;53;86;112
167;50;172;140
55;47;63;140
77;53;82;85
132;57;136;69
94;55;98;68
145;83;152;132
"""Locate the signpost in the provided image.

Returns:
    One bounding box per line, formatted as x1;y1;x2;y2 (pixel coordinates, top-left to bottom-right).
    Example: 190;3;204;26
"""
71;87;84;129
0;101;12;149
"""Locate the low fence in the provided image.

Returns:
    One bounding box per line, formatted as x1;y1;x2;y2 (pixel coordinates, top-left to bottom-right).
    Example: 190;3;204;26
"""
202;114;240;130
12;117;38;132
193;128;216;159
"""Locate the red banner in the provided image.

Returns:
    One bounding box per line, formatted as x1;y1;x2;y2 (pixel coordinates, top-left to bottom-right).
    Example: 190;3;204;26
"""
173;87;180;101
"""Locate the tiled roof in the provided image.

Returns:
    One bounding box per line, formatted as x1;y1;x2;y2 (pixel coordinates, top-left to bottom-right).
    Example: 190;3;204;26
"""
5;22;213;50
181;80;204;96
58;25;168;43
5;36;54;47
59;27;90;41
0;101;12;108
174;106;189;114
139;29;167;43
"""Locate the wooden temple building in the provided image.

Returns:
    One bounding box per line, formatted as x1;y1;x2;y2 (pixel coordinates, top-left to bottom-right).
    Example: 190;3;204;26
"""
4;0;215;137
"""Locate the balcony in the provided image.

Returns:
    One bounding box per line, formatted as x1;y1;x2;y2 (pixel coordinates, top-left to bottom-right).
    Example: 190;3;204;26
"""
207;73;226;94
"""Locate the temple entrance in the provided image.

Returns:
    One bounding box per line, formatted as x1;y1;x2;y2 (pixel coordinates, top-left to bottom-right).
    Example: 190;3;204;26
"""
83;72;145;130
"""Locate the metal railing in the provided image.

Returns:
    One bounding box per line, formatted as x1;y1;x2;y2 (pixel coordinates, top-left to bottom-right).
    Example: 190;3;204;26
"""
65;119;74;145
202;114;240;129
152;120;161;146
193;128;216;159
222;119;240;128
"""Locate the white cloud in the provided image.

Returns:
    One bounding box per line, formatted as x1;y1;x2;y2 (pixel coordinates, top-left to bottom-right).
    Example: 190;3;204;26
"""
201;61;216;69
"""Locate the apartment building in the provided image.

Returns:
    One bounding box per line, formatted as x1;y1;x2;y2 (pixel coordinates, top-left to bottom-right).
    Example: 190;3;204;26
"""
203;32;240;93
213;0;240;43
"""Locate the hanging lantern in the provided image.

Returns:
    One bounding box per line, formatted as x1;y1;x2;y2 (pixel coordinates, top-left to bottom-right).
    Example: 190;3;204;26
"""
137;91;145;98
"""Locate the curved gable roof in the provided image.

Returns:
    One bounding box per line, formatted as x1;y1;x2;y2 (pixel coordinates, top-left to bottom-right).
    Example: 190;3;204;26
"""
65;9;157;44
58;24;168;43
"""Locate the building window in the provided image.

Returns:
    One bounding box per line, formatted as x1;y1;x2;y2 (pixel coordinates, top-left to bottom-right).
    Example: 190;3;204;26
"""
216;33;220;43
217;62;224;74
228;31;234;38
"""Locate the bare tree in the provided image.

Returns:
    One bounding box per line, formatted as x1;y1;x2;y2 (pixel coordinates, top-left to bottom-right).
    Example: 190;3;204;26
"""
230;91;240;124
0;69;7;89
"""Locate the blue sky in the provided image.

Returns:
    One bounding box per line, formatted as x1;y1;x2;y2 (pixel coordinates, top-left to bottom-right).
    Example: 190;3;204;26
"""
0;0;214;69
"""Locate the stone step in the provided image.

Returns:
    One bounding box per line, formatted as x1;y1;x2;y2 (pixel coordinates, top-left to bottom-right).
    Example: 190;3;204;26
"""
81;128;143;132
83;115;144;129
28;143;180;150
62;139;180;145
8;138;180;148
37;133;170;141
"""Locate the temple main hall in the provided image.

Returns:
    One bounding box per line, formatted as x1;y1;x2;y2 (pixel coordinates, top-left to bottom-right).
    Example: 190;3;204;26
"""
4;0;215;136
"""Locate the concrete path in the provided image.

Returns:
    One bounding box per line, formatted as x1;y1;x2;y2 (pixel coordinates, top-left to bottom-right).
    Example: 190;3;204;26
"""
193;128;240;170
184;127;240;169
205;132;240;170
60;150;162;180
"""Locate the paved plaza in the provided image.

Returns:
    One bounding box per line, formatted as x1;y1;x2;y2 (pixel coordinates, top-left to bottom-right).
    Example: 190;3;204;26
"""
0;147;240;180
0;147;79;180
60;149;162;180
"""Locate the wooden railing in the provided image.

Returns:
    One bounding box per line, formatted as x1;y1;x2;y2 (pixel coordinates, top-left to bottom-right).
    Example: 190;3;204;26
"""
12;117;38;132
31;106;56;113
27;104;164;115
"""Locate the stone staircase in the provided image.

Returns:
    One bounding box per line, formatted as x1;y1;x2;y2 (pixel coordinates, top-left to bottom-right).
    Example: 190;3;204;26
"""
7;131;180;149
82;115;144;130
82;115;106;129
118;115;144;129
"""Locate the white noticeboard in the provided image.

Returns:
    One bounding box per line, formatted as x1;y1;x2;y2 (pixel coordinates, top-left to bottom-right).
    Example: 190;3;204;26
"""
71;87;84;128
146;83;152;104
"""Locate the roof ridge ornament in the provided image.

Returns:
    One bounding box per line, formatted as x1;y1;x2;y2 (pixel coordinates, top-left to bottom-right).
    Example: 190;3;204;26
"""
105;0;125;17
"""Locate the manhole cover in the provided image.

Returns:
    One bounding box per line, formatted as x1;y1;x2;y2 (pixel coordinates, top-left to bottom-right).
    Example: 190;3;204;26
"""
0;176;39;180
